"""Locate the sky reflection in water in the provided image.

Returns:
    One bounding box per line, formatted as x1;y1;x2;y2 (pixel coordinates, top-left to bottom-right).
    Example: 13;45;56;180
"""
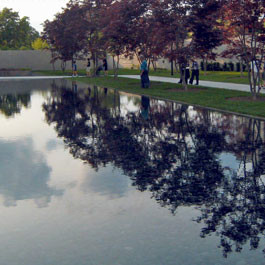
0;79;264;265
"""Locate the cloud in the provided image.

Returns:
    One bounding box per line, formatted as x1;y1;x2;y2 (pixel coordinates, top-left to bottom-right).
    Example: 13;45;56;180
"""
82;166;129;199
0;137;63;207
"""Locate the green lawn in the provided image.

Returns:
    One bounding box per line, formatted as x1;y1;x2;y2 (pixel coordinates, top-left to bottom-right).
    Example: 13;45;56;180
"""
73;76;265;119
34;69;264;118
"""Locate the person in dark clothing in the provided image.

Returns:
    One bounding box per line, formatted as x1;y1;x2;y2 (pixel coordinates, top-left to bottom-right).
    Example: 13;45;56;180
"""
96;65;103;76
189;60;199;85
140;56;150;88
103;58;108;76
178;63;190;84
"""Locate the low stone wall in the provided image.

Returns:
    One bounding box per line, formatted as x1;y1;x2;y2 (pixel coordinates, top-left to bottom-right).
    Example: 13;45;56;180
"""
0;70;32;76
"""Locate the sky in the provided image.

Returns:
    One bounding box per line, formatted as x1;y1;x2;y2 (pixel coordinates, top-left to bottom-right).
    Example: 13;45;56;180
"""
0;0;69;33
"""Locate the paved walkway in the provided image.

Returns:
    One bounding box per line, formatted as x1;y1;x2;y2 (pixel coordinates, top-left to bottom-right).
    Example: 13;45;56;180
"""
118;75;265;94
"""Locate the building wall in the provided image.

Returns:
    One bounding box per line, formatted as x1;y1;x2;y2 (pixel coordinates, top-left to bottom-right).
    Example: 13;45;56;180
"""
113;45;239;70
0;50;88;70
0;46;238;71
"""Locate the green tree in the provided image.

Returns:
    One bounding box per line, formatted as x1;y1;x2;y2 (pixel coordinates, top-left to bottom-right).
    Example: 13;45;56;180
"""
0;93;31;117
0;8;39;50
31;37;49;50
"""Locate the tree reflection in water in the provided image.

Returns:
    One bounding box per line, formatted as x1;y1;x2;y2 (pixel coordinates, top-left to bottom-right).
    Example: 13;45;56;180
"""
43;82;265;258
0;93;30;117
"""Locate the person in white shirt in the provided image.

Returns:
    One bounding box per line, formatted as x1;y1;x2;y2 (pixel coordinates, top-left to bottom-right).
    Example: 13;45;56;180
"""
189;60;199;85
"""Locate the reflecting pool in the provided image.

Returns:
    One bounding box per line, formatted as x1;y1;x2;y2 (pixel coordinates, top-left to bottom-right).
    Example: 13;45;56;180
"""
0;79;264;265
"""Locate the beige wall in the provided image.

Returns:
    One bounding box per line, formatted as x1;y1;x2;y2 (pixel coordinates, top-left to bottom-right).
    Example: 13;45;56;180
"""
0;50;88;71
113;44;239;70
0;46;238;71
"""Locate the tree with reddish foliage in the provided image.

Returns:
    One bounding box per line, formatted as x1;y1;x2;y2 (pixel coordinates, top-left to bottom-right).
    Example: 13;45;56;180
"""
149;0;192;88
129;1;166;69
188;0;224;75
82;0;114;75
102;0;162;75
153;0;223;89
42;1;89;71
221;0;265;99
101;0;138;77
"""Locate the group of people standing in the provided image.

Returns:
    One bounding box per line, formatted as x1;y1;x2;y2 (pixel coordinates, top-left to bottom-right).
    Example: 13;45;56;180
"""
72;57;108;77
178;60;200;85
73;56;265;90
140;56;200;88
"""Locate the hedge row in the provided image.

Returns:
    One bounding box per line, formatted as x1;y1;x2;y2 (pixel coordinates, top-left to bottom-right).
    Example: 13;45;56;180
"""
200;62;247;72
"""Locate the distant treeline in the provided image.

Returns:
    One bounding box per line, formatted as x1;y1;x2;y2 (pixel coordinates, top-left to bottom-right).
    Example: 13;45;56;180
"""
0;8;47;50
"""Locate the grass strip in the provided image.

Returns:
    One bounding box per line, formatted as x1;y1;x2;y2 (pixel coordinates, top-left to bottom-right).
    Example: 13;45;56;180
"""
74;76;265;119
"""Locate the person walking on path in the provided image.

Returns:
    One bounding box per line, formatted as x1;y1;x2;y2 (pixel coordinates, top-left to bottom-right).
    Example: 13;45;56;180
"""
189;60;199;85
72;60;78;77
140;56;150;88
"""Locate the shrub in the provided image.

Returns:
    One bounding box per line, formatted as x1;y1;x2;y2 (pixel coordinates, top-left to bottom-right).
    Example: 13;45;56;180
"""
222;62;229;71
228;62;234;71
200;61;204;71
213;62;221;71
236;62;240;72
206;63;213;71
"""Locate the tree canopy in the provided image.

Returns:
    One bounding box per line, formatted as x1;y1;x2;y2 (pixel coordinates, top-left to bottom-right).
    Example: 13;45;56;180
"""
41;0;264;94
31;38;49;50
0;8;39;50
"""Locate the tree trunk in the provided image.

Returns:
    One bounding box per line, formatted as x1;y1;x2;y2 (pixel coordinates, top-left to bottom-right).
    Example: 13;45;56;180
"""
117;55;120;73
152;60;157;72
147;59;151;70
182;77;188;90
204;59;207;76
240;60;243;78
61;61;66;72
179;63;188;90
112;55;116;78
114;55;119;78
248;62;258;100
171;60;174;76
135;52;141;64
92;52;96;77
174;61;178;72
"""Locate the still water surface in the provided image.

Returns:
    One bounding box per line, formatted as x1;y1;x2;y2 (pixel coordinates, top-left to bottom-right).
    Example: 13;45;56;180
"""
0;79;264;265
